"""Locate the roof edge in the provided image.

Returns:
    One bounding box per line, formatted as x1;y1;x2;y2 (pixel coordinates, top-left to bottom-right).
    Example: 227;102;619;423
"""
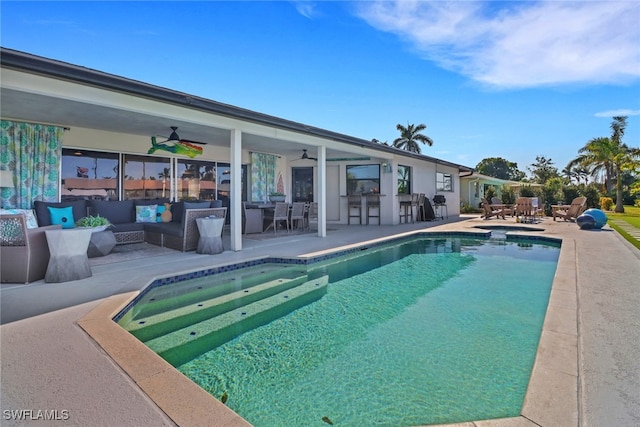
1;47;473;172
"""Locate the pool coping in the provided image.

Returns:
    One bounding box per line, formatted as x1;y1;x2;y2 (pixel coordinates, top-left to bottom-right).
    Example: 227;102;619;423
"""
77;229;577;427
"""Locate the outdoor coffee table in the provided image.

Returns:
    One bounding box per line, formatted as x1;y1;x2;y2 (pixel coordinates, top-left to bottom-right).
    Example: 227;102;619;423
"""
87;230;117;257
196;217;224;254
45;228;93;282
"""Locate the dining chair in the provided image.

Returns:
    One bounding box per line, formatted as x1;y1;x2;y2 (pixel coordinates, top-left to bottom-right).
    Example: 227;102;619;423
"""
306;202;318;231
290;202;306;231
265;202;290;233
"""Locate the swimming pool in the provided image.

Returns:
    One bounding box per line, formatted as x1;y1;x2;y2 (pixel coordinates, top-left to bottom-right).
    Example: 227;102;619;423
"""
117;234;560;426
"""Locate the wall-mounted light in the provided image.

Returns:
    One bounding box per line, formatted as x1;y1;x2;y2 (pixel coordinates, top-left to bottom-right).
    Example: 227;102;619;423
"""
381;162;392;174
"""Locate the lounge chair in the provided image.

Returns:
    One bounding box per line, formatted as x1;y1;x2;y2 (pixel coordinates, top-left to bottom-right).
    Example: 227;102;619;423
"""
491;197;515;216
553;197;587;221
515;197;535;223
481;198;505;220
1;214;61;283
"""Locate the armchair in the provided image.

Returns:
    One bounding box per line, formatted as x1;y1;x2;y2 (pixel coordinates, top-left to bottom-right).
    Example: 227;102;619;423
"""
1;214;61;283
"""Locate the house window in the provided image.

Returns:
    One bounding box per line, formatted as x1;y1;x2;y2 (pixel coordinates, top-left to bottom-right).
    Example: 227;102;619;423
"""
61;149;119;200
397;165;411;194
436;172;453;192
123;154;171;200
177;159;216;201
346;164;380;195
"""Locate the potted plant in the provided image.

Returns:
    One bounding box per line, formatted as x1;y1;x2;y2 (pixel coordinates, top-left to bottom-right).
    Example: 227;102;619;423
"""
76;215;112;232
269;192;286;203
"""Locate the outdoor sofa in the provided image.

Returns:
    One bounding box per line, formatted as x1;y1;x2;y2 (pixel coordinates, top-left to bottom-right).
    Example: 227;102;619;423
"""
33;199;226;252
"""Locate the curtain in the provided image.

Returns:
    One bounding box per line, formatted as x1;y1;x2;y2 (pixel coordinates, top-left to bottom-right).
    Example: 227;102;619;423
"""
250;152;277;202
0;120;63;209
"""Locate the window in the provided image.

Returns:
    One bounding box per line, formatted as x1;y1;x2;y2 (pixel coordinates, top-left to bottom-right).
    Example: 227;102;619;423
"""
346;164;380;195
436;172;453;192
122;154;171;200
177;159;216;201
61;149;119;200
397;165;411;194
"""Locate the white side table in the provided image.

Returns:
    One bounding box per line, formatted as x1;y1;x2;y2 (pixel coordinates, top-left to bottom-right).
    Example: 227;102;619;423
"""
196;217;224;254
45;228;93;282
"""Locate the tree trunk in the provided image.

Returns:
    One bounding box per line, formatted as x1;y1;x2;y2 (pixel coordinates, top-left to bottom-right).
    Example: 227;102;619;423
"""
614;165;625;213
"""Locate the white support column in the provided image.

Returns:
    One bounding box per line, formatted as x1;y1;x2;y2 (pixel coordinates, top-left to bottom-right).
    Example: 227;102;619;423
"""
230;129;242;251
317;146;327;237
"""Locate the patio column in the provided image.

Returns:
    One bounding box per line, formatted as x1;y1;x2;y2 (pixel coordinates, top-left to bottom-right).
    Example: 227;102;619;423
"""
230;129;242;251
317;146;327;237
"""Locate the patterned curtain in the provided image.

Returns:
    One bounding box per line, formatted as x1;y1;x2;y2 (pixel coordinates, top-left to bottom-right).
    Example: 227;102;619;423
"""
0;120;63;209
250;152;277;202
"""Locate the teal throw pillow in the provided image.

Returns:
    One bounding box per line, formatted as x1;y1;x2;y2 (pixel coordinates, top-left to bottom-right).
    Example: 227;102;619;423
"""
155;205;166;222
47;206;75;229
136;204;157;223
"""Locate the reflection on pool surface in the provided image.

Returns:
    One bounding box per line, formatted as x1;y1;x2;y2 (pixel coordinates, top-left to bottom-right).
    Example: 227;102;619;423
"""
117;235;560;426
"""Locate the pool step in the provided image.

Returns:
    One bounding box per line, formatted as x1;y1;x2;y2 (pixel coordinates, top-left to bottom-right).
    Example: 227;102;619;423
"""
124;264;308;320
126;274;311;341
145;276;329;367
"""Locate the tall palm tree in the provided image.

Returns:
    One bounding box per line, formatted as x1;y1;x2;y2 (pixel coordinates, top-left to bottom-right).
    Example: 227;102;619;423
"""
567;136;615;193
393;123;433;154
569;116;639;213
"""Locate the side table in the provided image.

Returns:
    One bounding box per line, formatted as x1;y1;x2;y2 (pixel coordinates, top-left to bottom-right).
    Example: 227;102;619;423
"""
45;228;93;282
196;217;224;254
87;230;117;257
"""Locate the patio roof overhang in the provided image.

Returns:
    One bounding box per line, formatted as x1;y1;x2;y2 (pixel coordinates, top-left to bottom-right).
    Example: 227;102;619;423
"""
0;47;473;173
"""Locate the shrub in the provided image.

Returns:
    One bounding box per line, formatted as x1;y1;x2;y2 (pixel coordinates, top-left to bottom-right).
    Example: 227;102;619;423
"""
519;185;536;197
599;197;614;211
500;185;516;204
484;186;497;202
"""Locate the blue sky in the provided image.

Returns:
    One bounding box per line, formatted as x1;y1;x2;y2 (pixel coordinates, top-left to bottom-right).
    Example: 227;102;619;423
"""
2;1;639;177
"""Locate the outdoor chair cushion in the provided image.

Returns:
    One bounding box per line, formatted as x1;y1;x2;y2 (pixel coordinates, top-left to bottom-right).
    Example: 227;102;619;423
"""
88;199;134;224
34;200;87;227
144;221;183;237
0;209;39;229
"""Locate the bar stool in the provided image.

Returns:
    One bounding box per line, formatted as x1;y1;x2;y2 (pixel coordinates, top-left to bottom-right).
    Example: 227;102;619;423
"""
433;194;448;220
399;194;413;223
417;193;426;221
365;194;380;225
347;195;362;225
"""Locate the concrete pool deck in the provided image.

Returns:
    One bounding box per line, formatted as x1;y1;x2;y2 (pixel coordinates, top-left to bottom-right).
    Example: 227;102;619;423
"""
1;215;639;426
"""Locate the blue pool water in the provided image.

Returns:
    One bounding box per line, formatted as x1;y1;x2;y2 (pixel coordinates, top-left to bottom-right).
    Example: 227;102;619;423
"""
118;236;560;426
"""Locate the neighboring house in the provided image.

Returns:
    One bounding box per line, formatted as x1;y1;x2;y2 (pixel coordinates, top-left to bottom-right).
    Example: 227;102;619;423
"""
0;47;473;251
460;172;541;208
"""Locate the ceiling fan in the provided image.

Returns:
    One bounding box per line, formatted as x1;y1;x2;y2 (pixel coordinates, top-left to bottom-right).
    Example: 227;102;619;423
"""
299;149;317;161
156;126;206;145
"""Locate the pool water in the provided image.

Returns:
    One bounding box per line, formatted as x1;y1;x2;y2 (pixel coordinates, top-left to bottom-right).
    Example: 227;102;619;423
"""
120;236;560;426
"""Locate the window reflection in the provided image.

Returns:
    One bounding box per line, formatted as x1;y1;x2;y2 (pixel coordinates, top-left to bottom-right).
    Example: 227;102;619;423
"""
123;154;171;200
61;149;119;200
346;165;380;195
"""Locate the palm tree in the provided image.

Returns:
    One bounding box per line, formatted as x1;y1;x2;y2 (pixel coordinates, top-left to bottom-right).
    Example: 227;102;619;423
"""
569;116;639;213
393;123;433;154
567;136;616;193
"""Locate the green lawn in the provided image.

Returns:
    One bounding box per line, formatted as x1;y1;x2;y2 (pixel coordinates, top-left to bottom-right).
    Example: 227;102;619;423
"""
606;206;640;250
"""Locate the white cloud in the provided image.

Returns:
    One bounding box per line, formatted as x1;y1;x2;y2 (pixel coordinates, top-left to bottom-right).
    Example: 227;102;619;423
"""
594;109;640;117
292;1;318;19
356;1;640;89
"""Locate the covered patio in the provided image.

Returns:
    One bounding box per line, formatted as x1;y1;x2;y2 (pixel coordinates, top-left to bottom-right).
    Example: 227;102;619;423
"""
1;48;471;255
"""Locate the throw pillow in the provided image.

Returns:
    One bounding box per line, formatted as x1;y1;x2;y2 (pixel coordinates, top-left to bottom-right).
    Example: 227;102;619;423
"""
155;204;166;222
0;209;39;229
161;203;173;222
135;204;157;223
47;206;75;229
